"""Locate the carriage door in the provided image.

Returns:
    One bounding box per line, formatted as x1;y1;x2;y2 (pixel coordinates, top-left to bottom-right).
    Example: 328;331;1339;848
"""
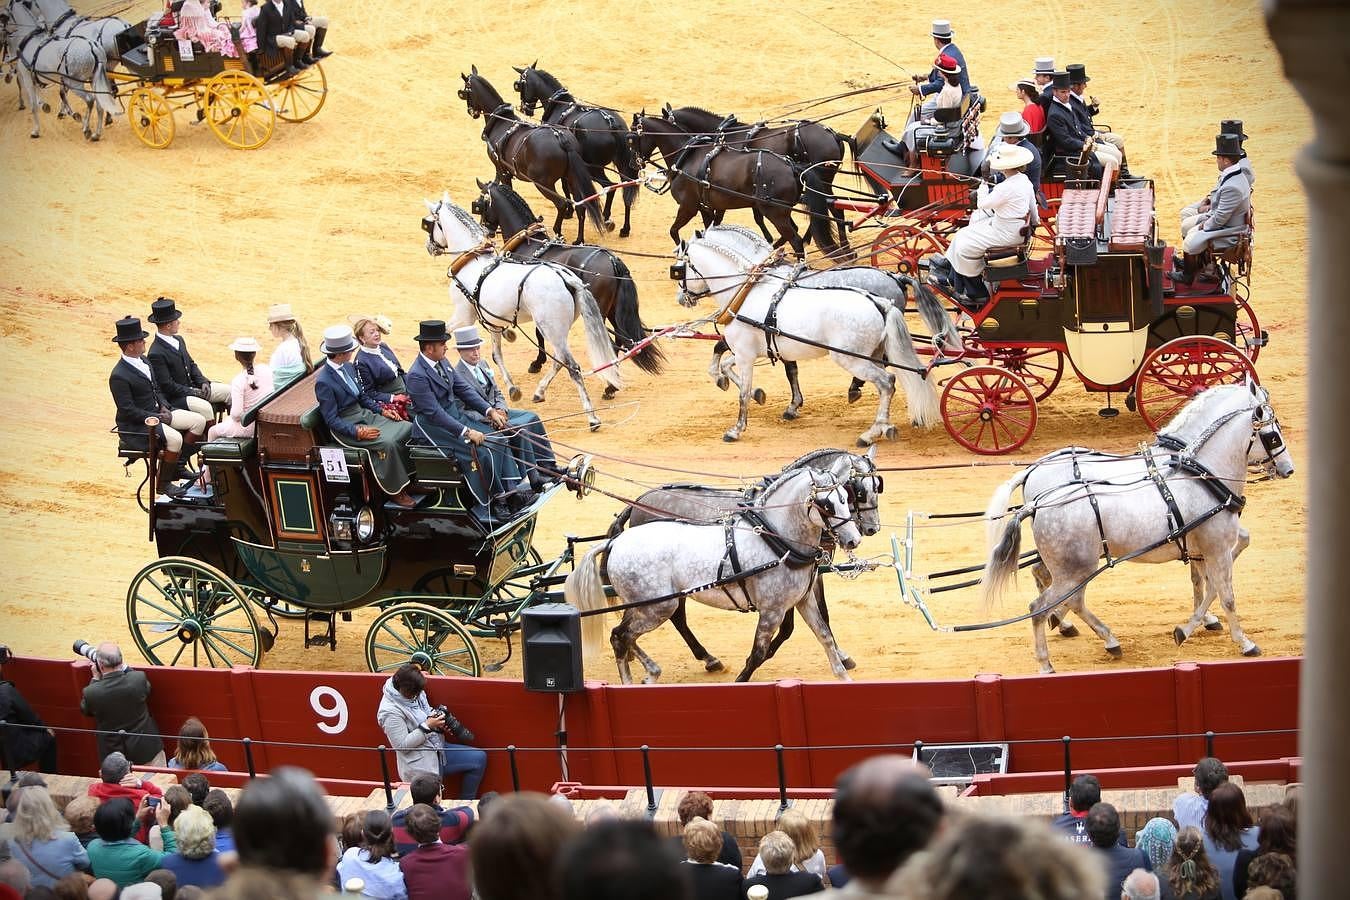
1062;255;1150;389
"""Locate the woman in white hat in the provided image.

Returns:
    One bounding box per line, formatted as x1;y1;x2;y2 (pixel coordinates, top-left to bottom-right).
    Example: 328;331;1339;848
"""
266;304;313;389
931;143;1040;306
207;338;275;442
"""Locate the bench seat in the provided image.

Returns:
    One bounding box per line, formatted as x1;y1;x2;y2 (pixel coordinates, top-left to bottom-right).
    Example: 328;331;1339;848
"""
201;438;256;462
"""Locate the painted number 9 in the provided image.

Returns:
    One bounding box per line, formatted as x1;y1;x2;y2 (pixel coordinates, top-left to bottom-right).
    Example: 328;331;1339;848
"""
310;686;348;735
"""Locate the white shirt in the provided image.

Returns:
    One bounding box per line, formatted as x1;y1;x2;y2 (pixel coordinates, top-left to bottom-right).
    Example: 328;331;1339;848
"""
122;354;153;380
270;336;303;370
155;333;180;351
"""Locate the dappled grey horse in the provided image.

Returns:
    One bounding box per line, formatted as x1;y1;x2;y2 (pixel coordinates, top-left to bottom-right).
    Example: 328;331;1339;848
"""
607;447;882;673
4;0;119;140
980;381;1294;673
568;468;862;683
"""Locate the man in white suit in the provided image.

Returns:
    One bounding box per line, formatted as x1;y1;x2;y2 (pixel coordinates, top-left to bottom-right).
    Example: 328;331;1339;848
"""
452;326;558;490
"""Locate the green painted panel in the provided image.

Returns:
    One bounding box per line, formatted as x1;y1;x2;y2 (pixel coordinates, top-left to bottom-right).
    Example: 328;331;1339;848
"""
232;538;388;611
276;480;317;534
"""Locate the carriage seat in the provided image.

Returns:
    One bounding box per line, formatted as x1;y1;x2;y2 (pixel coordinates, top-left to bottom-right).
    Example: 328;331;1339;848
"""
201;437;255;463
982;226;1037;282
1106;185;1154;252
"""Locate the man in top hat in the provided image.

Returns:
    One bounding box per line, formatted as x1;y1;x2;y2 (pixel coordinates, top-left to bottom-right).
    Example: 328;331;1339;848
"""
1174;133;1253;284
910;19;970;99
1032;56;1056;107
1011;78;1046;133
403;320;533;521
1066;64;1127;172
1045;71;1108;178
1217;119;1254;186
146;297;231;424
108;316;198;498
453;326;558;492
988;111;1045;206
314;324;417;507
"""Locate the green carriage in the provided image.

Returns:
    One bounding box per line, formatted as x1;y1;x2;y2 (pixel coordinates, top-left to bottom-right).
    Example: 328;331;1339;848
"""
120;370;594;676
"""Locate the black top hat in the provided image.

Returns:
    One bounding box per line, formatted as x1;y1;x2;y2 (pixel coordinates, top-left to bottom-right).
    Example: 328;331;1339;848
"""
112;316;149;344
414;320;451;343
1066;63;1090;84
1051;71;1071;90
1213;133;1244;158
147;297;182;325
1220;119;1248;141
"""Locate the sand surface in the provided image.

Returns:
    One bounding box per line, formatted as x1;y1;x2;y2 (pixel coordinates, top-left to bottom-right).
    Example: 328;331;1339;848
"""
0;0;1308;684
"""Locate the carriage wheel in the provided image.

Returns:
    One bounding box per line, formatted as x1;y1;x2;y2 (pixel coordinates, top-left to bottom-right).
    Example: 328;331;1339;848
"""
205;70;275;150
127;88;174;150
270;61;326;123
1234;296;1265;364
365;602;482;677
1135;337;1258;432
126;557;262;668
870;223;946;276
969;343;1064;402
940;366;1038;455
411;548;544;637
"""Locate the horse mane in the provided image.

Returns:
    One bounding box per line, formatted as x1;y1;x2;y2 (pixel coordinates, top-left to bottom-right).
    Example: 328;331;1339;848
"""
670;106;723;126
756;465;818;507
783;448;853;471
1158;383;1250;441
468;73;507;110
693;233;762;270
703;224;772;257
530;67;563;93
491;182;536;222
442;200;485;239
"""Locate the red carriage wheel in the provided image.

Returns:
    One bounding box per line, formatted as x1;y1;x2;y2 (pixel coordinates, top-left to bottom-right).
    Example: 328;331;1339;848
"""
1135;337;1258;432
940;366;1038;455
1234;296;1265;364
967;341;1065;402
870;223;946;276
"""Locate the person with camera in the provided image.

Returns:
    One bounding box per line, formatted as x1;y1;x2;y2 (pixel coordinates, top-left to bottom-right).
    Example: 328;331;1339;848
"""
376;665;486;799
0;647;58;775
77;643;165;768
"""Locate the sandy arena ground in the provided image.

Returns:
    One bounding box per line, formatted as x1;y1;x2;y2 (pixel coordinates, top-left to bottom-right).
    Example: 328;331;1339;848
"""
0;0;1308;684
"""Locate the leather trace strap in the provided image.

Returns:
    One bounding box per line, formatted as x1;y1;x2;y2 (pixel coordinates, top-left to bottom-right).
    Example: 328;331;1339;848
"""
1143;444;1192;562
502;222;550;254
715;249;787;326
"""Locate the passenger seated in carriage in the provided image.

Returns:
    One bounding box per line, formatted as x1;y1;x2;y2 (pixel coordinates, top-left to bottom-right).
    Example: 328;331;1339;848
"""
927;143;1039;309
109;316;199;499
239;0;260;68
266;302;313;389
1011;78;1045;134
987;111;1045;206
255;0;313;77
146;297;226;435
350;315;411;420
1173;133;1252;285
897;54;964;164
314;325;417;508
909;19;970;100
174;0;237;57
206;337;274;442
1045;71;1120;178
1066;64;1128;175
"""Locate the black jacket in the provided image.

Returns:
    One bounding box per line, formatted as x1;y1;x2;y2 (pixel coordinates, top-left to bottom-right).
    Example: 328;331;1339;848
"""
255;0;303;51
109;357;172;451
0;681;52;769
1046;98;1093;159
680;861;742;900
80;668;164;764
147;335;207;409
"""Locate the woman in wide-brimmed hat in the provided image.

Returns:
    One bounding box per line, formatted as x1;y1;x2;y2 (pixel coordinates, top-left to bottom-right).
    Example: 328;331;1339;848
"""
266;304;313;389
207;337;275;442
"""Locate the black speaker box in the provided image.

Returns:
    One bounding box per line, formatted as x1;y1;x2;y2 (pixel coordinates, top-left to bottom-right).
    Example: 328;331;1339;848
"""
522;603;585;693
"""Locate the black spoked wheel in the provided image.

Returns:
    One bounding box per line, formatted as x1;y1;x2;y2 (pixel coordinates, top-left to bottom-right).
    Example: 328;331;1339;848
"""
126;557;262;668
364;601;481;677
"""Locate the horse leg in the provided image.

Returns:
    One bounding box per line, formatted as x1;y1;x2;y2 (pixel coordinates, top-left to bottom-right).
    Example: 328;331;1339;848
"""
709;341;731;391
765;208;805;260
669;202;699;250
619;182;637;238
847;378;865;404
1203;526;1249;630
489;331;523;404
1028;586;1058;674
795;585;852;680
782;361;804;420
629;642;664;683
1209;552;1260;656
613;605;671;684
591;166;617;231
554;345;602;431
723;348;755;442
1038;561;1079;637
812;581;855;669
751;208;773;244
764;609;795;660
527;327;547;374
840;358;895;447
733;607;789;683
1175;559;1221;646
609;616;637;685
669;600;725;672
533;357;562;403
1064;587;1122;659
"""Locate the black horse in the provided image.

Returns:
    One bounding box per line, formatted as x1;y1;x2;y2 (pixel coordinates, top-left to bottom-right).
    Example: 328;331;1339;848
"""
668;106;854;259
457;66;605;244
512;63;640;238
472;178;665;389
630;108;806;258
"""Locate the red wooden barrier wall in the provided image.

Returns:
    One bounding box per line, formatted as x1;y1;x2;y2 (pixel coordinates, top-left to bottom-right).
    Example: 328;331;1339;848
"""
2;656;1300;793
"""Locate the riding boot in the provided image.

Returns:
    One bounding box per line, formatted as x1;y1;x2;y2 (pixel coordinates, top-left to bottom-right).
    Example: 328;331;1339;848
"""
1173;252;1201;285
310;27;331;58
279;47;301;78
157;451;189;498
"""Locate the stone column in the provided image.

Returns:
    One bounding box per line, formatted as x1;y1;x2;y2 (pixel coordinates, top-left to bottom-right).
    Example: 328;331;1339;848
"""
1264;4;1350;897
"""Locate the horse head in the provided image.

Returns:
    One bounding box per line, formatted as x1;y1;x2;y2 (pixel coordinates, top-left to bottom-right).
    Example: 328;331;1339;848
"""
846;451;884;537
458;66;501;120
1248;381;1295;479
470;178;499;234
512;61;547;116
807;471;863;551
422;192;481;257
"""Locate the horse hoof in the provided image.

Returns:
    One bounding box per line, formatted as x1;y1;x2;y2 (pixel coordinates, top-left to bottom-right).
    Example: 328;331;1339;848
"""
842;656;857;671
883;425;897;440
723;431;739;443
1058;623;1079;638
604;220;616;233
602;387;617;400
509;387;523;403
1242;644;1262;657
89;134;100;143
588;421;601;432
527;361;543;375
1173;626;1187;646
1204;620;1224;631
502;329;516;343
29;132;39;139
1105;644;1123;659
715;376;729;392
1047;612;1061;631
855;435;874;448
847;388;862;404
782;409;799;421
704;658;724;673
619;226;631;238
752;388;766;405
41;103;51;113
531;392;545;403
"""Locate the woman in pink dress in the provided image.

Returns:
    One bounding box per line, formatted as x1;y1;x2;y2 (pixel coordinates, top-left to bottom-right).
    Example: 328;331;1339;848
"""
207;337;275;441
175;0;238;57
239;0;260;56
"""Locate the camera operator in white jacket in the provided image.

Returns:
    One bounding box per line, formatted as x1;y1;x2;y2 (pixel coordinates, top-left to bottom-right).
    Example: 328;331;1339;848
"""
376;664;487;798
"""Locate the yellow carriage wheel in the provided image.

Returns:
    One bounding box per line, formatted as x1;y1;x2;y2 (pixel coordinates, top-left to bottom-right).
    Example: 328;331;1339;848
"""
271;61;327;123
127;88;175;149
204;70;275;150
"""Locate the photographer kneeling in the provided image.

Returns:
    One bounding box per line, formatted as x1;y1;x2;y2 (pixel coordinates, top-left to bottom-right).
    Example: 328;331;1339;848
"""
376;665;486;799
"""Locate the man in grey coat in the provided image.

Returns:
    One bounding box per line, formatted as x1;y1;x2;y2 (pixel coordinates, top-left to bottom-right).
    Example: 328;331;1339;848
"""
79;643;165;766
1176;133;1253;284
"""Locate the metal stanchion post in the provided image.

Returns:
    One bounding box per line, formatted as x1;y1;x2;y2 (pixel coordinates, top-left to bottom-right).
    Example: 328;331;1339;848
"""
775;744;788;812
1061;736;1073;814
641;745;656;812
242;737;256;778
377;745;395;812
507;745;520;793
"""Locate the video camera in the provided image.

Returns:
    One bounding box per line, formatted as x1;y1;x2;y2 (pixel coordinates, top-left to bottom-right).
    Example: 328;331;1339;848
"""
73;640;131;674
430;705;475;743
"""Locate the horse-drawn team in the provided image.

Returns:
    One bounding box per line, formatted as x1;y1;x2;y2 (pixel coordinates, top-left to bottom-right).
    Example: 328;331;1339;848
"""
85;12;1288;680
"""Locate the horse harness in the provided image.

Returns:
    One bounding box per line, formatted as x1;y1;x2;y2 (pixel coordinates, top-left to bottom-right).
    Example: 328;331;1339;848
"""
482;103;570;179
715;249;788;326
444;238;536;334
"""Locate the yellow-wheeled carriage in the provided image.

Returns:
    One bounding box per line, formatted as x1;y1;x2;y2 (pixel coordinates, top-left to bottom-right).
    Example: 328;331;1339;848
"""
112;18;325;150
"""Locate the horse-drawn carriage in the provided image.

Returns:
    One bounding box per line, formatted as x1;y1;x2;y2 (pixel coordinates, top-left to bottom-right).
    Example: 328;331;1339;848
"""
112;12;325;150
118;369;596;676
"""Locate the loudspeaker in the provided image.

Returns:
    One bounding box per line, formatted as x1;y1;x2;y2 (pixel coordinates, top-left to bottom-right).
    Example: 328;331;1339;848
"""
522;603;584;693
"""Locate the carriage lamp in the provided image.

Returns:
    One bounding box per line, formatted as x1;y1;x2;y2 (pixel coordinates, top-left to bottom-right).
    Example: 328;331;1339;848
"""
329;498;356;543
355;506;377;543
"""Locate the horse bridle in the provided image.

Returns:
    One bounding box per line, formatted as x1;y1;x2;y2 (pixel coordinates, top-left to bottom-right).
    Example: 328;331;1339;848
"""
1251;402;1287;473
808;479;856;540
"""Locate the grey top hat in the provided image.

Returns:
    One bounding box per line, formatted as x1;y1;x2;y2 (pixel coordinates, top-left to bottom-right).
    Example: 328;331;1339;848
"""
453;325;484;349
319;324;358;355
930;19;953;39
1033;56;1055;75
998;111;1031;138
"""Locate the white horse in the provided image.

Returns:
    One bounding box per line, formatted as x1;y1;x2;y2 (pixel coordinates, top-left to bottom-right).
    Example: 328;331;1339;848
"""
678;225;939;445
423;192;622;430
980;381;1294;673
566;467;863;683
4;0;118;140
30;0;128;122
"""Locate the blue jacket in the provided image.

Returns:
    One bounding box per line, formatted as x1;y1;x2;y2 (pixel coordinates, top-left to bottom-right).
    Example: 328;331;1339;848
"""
355;344;406;403
920;41;970;96
404;354;491;439
315;361;382;439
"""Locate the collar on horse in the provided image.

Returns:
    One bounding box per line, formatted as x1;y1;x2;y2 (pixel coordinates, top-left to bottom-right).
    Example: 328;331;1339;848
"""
715;249;787;326
501;222;550;254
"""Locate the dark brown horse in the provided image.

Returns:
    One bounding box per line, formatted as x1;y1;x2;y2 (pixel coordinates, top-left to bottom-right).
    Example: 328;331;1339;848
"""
457;67;604;244
471;178;665;389
668;106;854;258
512;63;640;238
630;109;806;258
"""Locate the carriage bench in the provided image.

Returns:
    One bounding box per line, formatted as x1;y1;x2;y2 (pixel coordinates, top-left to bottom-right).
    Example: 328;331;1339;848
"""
1107;186;1155;252
201;437;255;462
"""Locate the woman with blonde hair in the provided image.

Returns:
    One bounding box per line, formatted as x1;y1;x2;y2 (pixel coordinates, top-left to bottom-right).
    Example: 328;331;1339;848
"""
1166;826;1222;900
159;805;226;888
10;787;89;888
747;808;827;883
267;304;313;389
350;315;410;418
168;718;227;772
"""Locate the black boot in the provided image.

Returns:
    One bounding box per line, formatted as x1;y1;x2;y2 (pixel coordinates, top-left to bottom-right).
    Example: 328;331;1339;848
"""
279;46;301;78
311;26;331;58
1173;252;1200;285
157;451;189;499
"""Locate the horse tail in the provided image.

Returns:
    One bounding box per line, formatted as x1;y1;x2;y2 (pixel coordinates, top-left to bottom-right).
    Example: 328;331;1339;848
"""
840;130;858;162
883;305;939;427
894;274;962;354
565;543;612;660
803;167;837;254
606;506;633;539
609;256;665;375
562;141;607;235
980;470;1033;611
92;45;120;117
564;270;624;391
